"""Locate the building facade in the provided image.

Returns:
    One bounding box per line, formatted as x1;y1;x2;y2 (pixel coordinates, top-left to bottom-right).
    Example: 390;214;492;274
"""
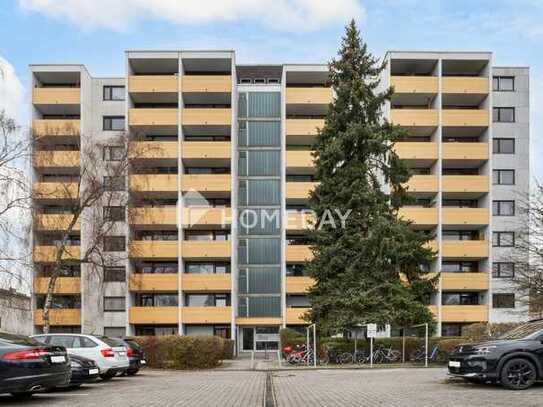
30;50;530;347
0;288;32;335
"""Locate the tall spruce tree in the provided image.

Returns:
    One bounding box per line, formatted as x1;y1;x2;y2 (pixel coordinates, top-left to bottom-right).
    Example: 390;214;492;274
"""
307;20;437;334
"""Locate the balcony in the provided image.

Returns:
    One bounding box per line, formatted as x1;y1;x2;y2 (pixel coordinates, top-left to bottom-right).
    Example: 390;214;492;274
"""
442;77;489;95
286;308;310;325
286;211;315;233
391;76;438;94
129;141;177;160
128;75;178;93
129;306;178;324
182;241;231;260
128;108;178;127
182;306;231;324
33;182;79;201
441;273;489;291
181;174;231;194
286;119;324;137
128;274;177;292
182;208;231;228
181;142;231;166
32;119;80;138
236;317;283;326
398;208;438;228
32;88;80;105
33;245;80;263
442;240;489;259
442;208;489;227
442;143;488;162
33;277;81;294
286;277;314;294
182;75;231;93
442;110;489;127
286;182;317;201
286;150;314;172
128;241;178;259
286;88;332;106
182;108;231;126
393;142;438;164
441;305;488;323
128;207;176;227
182;274;231;292
34;151;80;170
404;175;438;194
34;309;81;326
286;245;313;263
390;109;439;128
35;214;80;232
129;174;178;194
442;176;489;194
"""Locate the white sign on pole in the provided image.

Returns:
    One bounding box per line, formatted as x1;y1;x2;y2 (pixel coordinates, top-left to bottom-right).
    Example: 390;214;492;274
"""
375;324;391;338
367;323;377;338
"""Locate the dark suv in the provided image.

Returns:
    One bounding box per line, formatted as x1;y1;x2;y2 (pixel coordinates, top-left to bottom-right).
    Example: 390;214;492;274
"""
448;319;543;390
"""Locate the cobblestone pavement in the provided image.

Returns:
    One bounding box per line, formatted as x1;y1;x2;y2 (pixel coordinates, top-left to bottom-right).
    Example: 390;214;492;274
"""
2;368;543;406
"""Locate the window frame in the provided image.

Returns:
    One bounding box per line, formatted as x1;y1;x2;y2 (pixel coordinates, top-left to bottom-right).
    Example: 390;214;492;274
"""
493;138;515;154
493;107;515;123
492;76;515;92
103;116;126;131
492;231;515;247
103;85;126;101
103;145;125;161
103;236;126;252
103;296;126;312
103;266;126;282
493;293;515;309
492;169;515;185
103;206;125;222
492;262;515;278
493;200;515;216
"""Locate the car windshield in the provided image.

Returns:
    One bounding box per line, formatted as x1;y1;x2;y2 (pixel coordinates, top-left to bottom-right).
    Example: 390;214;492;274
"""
499;320;543;340
0;332;41;346
97;336;125;347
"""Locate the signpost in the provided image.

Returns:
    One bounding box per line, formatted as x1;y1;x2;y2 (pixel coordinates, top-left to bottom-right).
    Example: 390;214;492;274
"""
367;323;377;368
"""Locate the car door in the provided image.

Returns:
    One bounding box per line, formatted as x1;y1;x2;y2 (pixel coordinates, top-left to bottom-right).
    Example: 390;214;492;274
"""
73;336;100;362
48;335;77;357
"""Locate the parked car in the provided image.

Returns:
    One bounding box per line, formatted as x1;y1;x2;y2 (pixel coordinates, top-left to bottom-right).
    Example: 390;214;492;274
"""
0;331;70;399
119;338;146;376
448;319;543;390
64;354;100;388
32;334;129;381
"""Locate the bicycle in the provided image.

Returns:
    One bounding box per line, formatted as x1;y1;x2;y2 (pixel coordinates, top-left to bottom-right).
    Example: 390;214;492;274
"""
372;345;401;363
410;344;444;363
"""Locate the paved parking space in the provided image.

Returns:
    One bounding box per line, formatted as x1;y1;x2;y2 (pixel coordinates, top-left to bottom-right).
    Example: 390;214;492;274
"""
1;368;542;406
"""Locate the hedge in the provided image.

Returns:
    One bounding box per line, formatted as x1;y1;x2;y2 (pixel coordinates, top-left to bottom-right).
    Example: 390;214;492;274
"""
132;335;226;369
223;338;235;360
461;322;522;342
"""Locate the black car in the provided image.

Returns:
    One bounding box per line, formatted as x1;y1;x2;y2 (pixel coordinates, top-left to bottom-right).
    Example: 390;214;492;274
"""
65;354;100;388
120;339;146;375
0;331;71;398
448;319;543;390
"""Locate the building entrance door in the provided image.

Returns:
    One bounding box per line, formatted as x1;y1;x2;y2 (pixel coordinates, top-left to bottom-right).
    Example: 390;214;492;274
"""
240;326;279;352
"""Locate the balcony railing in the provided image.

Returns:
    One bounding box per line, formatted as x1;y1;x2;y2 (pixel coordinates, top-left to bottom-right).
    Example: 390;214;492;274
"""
181;241;231;260
441;273;489;291
129;307;178;324
129;141;178;160
35;214;80;232
286;245;313;262
286;276;314;294
182;274;231;292
441;305;488;323
128;75;178;93
128;241;178;259
286;308;311;325
34;309;81;326
128;273;178;292
32;88;80;105
442;109;489;127
34;151;80;169
182;76;231;93
129;174;178;193
442;77;489;94
442;208;489;226
442;240;489;259
33;277;81;294
391;76;438;94
32;119;80;138
128;108;178;126
129;207;177;227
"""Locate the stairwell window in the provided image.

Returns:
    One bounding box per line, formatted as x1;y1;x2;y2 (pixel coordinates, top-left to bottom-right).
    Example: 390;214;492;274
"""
103;86;125;101
103;145;125;161
493;169;515;185
493;200;515;216
103;236;126;252
104;266;126;282
493;76;514;91
493;138;515;154
103;176;125;191
493;232;515;247
103;206;125;222
493;262;515;278
493;107;515;123
493;293;515;309
103;296;126;312
103;116;125;131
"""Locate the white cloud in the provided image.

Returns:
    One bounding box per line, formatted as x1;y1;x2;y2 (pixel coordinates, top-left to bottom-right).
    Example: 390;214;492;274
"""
0;56;24;121
18;0;364;32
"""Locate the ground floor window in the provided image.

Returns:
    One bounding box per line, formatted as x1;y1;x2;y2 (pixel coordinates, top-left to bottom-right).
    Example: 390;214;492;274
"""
135;325;178;336
441;323;463;337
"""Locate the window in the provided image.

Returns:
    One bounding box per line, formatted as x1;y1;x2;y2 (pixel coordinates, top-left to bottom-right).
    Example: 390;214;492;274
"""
493;76;515;91
442;261;478;273
267;78;280;84
493;293;515;309
137;262;178;274
103;176;125;191
493;200;515;216
103;236;126;252
135;294;178;307
185;294;231;307
441;324;463;337
286;264;306;277
493;107;515;123
493;262;515;278
104;296;126;312
184;262;230;274
103;116;125;131
442;292;479;305
103;206;125;222
104;327;126;337
73;336;97;348
493;138;515;154
213;326;231;338
103;86;125;101
442;230;480;241
103;146;125;161
493;232;515;247
493;169;515;185
104;266;126;282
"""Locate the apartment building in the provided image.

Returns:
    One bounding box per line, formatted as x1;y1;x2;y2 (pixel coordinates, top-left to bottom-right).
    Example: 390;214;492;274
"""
30;50;529;348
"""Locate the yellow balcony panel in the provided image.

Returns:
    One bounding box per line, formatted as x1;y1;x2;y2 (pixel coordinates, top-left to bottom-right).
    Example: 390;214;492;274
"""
34;182;79;201
442;143;488;161
391;76;438;94
286;182;317;201
35;214;80;232
129;174;178;193
286;119;325;136
34;151;80;169
428;305;438;318
34;309;81;326
128;108;178;126
442;176;489;194
286;211;315;232
390;109;439;127
442;109;489;127
129;141;178;160
182;208;231;228
182;75;232;93
33;245;80;263
182;306;231;324
286;245;313;263
129;307;178;325
181;174;231;194
182;108;231;126
442;240;489;259
425;240;438;254
286;277;314;294
441;305;488;323
129;241;178;259
181;142;231;161
182;241;231;260
394;142;438;161
33;277;80;295
442;273;489;291
32;119;80;138
442;208;489;227
405;175;438;194
128;75;178;93
286;307;310;325
442;77;489;94
236;317;283;326
182;274;231;292
129;273;178;292
286;88;332;105
32;88;80;105
398;208;438;228
286;150;314;170
129;207;176;227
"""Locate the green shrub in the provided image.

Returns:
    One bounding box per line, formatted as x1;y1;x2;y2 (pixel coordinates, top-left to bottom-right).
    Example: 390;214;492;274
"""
222;339;235;360
462;322;522;342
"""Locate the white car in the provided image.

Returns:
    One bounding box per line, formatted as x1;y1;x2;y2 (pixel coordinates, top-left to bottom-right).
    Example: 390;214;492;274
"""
32;334;129;380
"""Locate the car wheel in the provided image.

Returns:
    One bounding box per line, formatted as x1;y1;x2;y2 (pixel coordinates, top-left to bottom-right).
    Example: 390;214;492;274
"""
500;358;537;390
99;373;115;381
126;369;139;376
11;392;33;400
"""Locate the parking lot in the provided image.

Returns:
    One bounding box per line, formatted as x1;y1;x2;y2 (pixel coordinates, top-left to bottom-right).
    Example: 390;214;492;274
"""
1;368;543;406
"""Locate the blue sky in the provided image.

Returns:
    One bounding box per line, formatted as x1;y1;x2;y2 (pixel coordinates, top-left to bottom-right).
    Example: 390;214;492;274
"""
0;0;541;177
